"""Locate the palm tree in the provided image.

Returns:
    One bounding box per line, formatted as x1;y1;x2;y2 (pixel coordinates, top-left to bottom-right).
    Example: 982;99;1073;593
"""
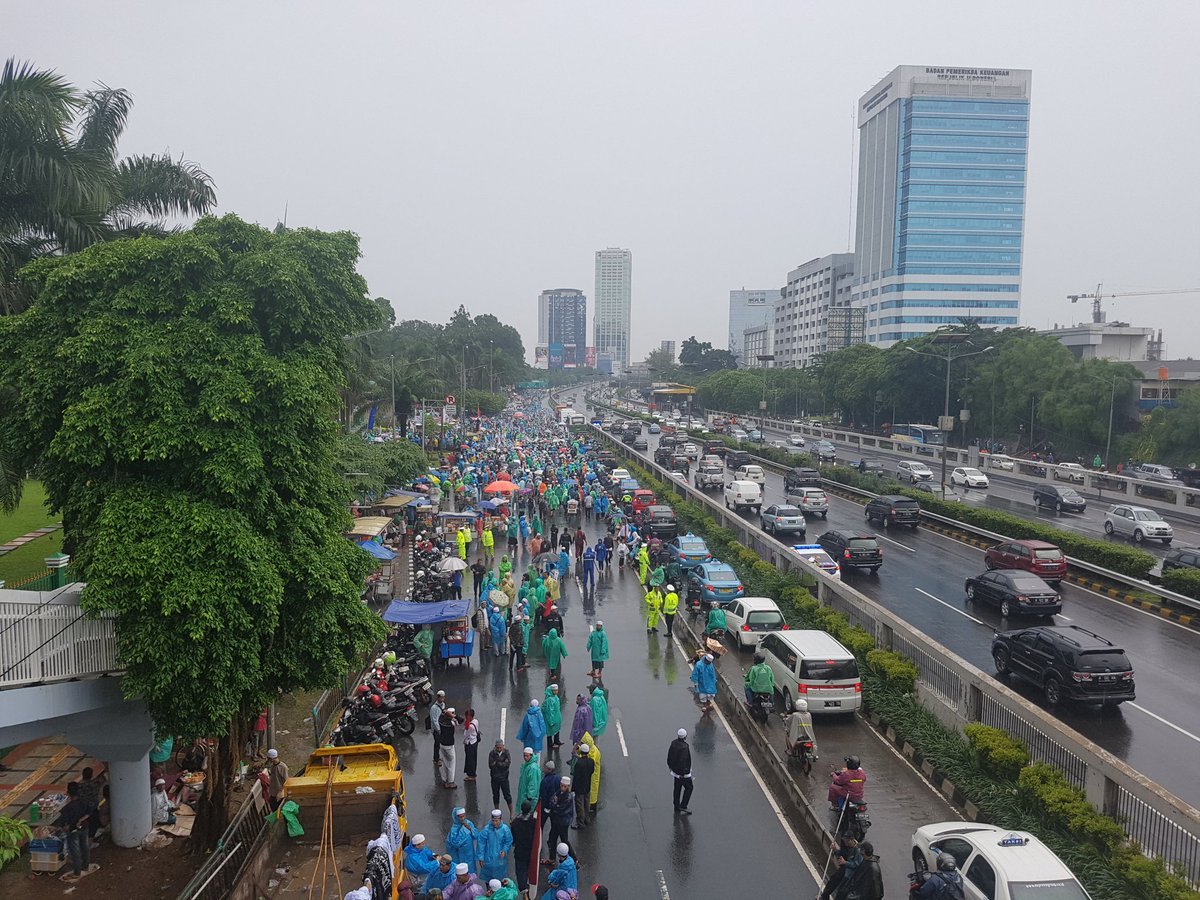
0;58;216;314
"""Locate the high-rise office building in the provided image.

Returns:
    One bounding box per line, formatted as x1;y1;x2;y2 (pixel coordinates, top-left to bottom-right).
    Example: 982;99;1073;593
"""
773;254;855;368
538;288;587;368
852;65;1032;346
728;290;779;366
660;340;676;362
594;248;632;369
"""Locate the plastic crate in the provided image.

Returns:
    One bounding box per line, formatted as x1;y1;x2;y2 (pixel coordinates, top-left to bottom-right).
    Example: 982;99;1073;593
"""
29;837;64;853
29;850;66;873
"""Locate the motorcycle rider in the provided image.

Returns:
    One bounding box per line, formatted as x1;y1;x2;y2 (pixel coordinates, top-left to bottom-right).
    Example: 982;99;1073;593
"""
783;698;819;762
743;652;775;708
913;852;965;899
828;755;867;810
704;603;726;640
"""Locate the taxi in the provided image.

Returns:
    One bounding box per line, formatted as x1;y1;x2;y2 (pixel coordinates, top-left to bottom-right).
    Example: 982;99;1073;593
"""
686;561;745;605
669;533;712;569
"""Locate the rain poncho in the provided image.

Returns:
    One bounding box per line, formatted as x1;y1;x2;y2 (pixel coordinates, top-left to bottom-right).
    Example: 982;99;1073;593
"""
570;696;593;745
648;565;665;588
544;853;578;896
477;820;513;883
518;752;541;806
447;810;480;872
545;573;560;603
404;844;440;882
481;528;494;554
541;628;568;670
578;731;601;805
423;863;454;894
516;703;546;749
644;589;662;629
691;658;717;696
413;628;433;660
637;546;650;583
489;608;507;649
662;590;679;615
586;627;609;662
706;606;726;633
498;555;512;579
542;687;562;734
745;662;775;695
589;688;608;738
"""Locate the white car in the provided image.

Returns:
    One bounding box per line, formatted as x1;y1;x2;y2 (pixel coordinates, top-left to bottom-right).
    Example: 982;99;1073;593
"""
1104;504;1173;545
951;467;990;489
700;454;723;468
731;429;749;442
912;822;1093;900
896;460;934;484
984;454;1015;471
788;433;806;447
681;442;700;458
769;439;789;450
610;467;631;481
722;597;787;648
734;464;766;485
1052;462;1086;483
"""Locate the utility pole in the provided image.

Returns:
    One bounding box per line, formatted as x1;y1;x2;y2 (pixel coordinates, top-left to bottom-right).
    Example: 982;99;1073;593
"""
390;354;396;436
756;353;775;432
489;340;495;393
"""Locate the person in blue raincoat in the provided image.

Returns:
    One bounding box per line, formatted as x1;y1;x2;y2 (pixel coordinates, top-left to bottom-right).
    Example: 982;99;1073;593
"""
580;545;596;593
404;834;440;885
422;853;455;894
515;699;547;751
489;606;507;657
477;809;513;883
542;843;578;900
447;807;480;872
557;548;571;580
691;653;718;714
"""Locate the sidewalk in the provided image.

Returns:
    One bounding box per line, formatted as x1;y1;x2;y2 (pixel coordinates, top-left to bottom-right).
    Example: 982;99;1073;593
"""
0;524;63;558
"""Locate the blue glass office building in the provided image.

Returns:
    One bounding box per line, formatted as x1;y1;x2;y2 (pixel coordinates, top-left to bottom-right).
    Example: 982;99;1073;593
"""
852;66;1032;345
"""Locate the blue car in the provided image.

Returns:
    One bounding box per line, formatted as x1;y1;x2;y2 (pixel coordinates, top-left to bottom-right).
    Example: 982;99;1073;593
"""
669;534;712;570
686;561;745;605
619;478;640;493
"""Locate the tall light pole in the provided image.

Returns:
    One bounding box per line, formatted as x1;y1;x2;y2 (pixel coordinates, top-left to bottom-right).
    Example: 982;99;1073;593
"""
756;353;776;432
907;336;994;496
488;339;495;393
390;354;396;436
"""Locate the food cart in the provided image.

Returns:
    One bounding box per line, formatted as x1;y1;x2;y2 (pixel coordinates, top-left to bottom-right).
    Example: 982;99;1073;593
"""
382;599;474;667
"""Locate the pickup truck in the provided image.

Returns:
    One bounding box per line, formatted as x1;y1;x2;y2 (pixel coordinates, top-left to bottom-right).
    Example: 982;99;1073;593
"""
693;462;724;491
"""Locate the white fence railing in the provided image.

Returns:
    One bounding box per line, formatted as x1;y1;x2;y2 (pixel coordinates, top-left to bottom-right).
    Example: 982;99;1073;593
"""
0;585;121;689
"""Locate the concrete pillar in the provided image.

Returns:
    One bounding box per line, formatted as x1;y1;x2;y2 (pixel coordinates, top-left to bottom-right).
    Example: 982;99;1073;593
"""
108;752;153;848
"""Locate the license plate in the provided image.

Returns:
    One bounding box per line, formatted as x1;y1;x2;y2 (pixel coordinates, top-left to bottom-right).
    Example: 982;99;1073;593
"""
717;587;732;594
1099;674;1117;682
825;701;842;707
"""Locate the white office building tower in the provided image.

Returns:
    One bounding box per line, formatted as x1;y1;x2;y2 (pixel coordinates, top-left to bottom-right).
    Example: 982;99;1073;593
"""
772;253;855;368
594;248;632;369
728;290;779;366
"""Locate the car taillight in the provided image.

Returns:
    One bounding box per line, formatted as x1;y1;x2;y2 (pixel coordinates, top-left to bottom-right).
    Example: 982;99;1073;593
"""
741;624;750;631
854;682;862;693
781;624;789;630
797;683;808;694
1122;671;1134;680
1071;671;1093;682
844;549;851;559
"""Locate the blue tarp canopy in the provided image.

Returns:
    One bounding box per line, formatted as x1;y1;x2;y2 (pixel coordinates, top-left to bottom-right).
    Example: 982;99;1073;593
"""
357;540;397;561
437;511;479;520
382;599;471;625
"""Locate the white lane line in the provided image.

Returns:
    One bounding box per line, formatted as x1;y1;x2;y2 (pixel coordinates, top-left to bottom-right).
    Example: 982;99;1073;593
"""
656;870;671;899
1057;615;1072;621
670;632;822;882
915;587;988;627
615;719;630;757
500;707;507;741
873;532;917;552
1127;703;1200;744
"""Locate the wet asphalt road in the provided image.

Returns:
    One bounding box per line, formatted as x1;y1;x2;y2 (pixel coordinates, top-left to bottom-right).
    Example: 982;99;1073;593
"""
391;517;820;898
627;430;1200;809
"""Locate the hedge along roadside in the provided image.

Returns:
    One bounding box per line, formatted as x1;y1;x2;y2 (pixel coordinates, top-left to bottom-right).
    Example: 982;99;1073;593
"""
610;444;1199;900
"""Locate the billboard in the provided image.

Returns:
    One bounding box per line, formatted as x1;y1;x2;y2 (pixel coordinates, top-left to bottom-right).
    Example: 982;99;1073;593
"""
533;345;549;370
585;346;597;368
548;343;564;369
562;344;578;369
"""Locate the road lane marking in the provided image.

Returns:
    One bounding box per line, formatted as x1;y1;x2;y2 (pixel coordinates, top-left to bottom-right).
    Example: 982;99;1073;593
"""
872;532;917;552
615;719;630;757
656;870;671;899
500;707;507;741
915;587;987;627
669;633;822;882
1127;704;1200;744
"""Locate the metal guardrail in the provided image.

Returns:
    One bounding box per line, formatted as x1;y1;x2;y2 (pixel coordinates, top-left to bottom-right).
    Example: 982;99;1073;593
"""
591;423;1200;885
176;780;270;900
0;585;121;688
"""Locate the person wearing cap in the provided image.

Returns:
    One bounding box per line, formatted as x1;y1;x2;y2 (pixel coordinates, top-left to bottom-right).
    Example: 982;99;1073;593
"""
266;749;289;810
643;583;662;634
478;809;513;883
544;775;574;857
516;699;547;753
543;685;563;754
423;854;455;895
442;862;485;899
662;584;679;637
518;748;541;809
404;834;440;884
439;708;461;788
569;743;595;829
585;622;609;679
488;739;513;817
668;728;694;814
485;878;518;899
542;843;578;900
151;777;177;825
447;807;480;874
690;653;717;714
542;604;564;637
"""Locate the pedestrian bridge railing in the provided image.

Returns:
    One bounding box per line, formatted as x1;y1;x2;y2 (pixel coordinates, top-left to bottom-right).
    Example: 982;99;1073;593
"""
0;585;122;689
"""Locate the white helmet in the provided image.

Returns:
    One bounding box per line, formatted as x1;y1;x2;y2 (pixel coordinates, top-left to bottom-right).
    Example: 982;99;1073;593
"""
794;698;808;712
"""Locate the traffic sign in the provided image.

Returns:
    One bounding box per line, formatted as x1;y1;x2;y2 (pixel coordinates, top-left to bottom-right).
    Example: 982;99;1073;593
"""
445;394;456;405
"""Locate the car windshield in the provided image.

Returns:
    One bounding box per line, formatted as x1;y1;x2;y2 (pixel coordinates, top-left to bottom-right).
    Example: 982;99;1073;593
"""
805;491;827;501
774;507;802;517
1075;650;1130;670
706;569;739;584
963;468;983;477
1033;548;1064;561
1009;574;1051;591
799;658;859;680
746;611;783;627
1134;511;1162;522
1009;880;1091;900
848;539;878;549
1061;490;1082;500
679;540;706;552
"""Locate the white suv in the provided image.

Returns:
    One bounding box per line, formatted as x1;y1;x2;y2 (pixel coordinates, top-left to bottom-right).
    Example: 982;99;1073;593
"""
734;464;766;485
1104;504;1173;545
896;460;934;483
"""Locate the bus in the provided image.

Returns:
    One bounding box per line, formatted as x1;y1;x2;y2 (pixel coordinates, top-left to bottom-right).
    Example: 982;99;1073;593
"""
884;423;944;446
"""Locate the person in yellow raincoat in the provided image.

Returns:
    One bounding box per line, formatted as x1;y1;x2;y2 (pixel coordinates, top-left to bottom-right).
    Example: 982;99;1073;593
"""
545;570;560;605
644;586;663;634
636;544;651;588
576;731;601;812
500;573;517;605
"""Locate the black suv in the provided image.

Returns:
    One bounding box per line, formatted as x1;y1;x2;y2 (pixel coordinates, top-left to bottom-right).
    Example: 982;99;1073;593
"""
784;467;822;492
1163;546;1200;573
857;459;885;476
725;449;752;469
643;505;679;541
816;530;883;573
1032;484;1087;513
653;446;674;465
703;440;727;458
991;625;1135;708
864;495;920;528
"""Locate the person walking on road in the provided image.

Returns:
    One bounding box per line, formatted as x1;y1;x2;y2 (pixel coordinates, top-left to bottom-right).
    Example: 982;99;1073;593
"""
589;685;608;738
463;709;481;782
570;743;595;828
517;700;547;754
668;728;694;814
585;621;609;679
661;585;679;637
570;693;593;746
431;691;447;764
489;740;513;816
543;684;564;753
478;810;513;884
508;615;525;672
440;708;461;788
489;606;507;658
690;653;717;714
545;776;575;856
542;627;568;679
580;544;596;594
510;801;537;897
518;748;541;809
447;807;480;873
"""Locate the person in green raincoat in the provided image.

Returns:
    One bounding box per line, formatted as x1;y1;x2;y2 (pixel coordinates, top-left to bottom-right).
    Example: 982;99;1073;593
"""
498;554;512;580
542;684;563;753
705;604;726;638
644;586;663;634
413;625;434;661
636;545;651;588
589;685;608;739
585;622;609;679
532;513;543;537
541;627;568;677
648;564;665;589
533;577;547;612
517;747;541;807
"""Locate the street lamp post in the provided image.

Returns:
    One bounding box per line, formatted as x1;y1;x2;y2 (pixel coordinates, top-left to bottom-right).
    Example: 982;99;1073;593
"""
756;353;776;432
489;340;495;393
907;336;994;496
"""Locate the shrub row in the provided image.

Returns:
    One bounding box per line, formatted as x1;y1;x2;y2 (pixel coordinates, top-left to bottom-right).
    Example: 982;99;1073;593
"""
1163;567;1200;601
965;723;1030;781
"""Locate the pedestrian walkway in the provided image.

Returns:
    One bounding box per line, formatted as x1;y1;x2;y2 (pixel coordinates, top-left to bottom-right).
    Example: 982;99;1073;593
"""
0;524;62;558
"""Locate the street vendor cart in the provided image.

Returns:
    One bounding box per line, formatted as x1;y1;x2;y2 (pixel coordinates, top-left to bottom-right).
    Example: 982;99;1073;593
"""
382;599;475;668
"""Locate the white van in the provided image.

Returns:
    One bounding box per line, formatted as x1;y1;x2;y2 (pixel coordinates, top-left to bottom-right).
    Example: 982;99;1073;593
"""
734;464;766;485
724;480;762;513
757;630;862;715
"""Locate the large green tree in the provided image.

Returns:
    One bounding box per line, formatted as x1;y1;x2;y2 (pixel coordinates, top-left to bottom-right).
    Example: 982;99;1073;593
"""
0;215;385;840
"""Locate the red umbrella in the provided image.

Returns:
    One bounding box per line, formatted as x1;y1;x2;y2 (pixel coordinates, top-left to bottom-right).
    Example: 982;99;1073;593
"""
485;480;519;493
497;471;512;481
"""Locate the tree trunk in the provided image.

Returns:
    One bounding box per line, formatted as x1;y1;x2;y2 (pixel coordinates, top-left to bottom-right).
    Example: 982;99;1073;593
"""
188;719;248;853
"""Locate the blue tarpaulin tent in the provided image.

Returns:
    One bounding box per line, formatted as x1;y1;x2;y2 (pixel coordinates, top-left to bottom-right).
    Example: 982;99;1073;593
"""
357;540;397;561
382;599;471;625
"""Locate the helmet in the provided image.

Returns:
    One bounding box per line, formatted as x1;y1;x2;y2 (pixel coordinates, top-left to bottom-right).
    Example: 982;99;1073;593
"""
753;652;765;664
936;852;957;872
845;755;861;770
794;698;808;712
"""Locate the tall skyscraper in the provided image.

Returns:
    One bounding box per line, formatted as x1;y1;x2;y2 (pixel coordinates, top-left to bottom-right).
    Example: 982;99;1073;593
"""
659;339;676;362
728;290;779;366
594;248;632;369
538;288;587;367
852;66;1032;346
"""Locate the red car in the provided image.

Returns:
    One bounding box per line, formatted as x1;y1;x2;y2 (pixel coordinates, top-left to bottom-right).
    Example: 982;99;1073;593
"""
630;489;658;514
984;539;1068;585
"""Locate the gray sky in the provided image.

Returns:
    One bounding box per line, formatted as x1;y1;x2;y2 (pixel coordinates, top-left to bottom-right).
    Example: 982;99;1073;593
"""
10;1;1200;360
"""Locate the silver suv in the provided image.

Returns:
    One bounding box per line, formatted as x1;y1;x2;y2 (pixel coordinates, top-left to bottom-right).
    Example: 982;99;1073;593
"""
1104;504;1173;545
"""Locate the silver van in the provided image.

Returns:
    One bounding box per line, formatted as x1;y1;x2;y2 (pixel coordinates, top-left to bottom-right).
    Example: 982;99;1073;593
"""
757;630;862;715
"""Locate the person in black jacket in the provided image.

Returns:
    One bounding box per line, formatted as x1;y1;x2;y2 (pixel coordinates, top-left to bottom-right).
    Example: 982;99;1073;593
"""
510;801;537;896
570;743;595;828
488;739;513;817
667;728;693;814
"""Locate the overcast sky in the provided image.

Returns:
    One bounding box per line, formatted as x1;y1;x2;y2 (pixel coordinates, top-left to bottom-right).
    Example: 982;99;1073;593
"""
10;1;1200;361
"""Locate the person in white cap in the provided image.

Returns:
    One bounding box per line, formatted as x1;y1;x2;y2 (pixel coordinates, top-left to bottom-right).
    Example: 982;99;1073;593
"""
431;690;447;764
570;744;595;829
690;652;717;714
668;728;694;814
443;861;484;899
545;842;578;897
403;833;440;885
478;809;513;883
265;748;288;810
447;807;480;873
544;775;574;858
151;777;177;825
662;583;680;637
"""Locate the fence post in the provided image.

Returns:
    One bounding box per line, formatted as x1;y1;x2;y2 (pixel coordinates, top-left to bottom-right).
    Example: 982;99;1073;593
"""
45;553;71;589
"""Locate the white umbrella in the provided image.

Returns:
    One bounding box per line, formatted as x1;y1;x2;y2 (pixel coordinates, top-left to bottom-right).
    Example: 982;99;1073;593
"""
438;557;468;572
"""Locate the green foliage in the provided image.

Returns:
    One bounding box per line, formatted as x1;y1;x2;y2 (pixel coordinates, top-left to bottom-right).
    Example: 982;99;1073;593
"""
1162;567;1200;600
866;649;919;694
336;434;428;501
1137;386;1200;466
964;723;1030;781
461;389;507;417
0;215;386;740
0;814;33;870
1018;764;1126;853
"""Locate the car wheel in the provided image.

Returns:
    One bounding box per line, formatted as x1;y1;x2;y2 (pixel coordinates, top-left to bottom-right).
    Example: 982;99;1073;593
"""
1000;599;1013;617
821;511;828;519
782;688;794;713
912;848;929;875
1133;529;1145;543
993;647;1011;675
870;566;880;574
984;557;995;570
725;499;730;509
1043;676;1064;707
966;584;977;601
882;515;891;528
1164;538;1173;546
1104;521;1114;535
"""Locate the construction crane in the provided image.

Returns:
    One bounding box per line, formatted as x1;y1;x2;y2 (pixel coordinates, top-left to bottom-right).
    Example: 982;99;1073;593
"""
1068;284;1200;324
